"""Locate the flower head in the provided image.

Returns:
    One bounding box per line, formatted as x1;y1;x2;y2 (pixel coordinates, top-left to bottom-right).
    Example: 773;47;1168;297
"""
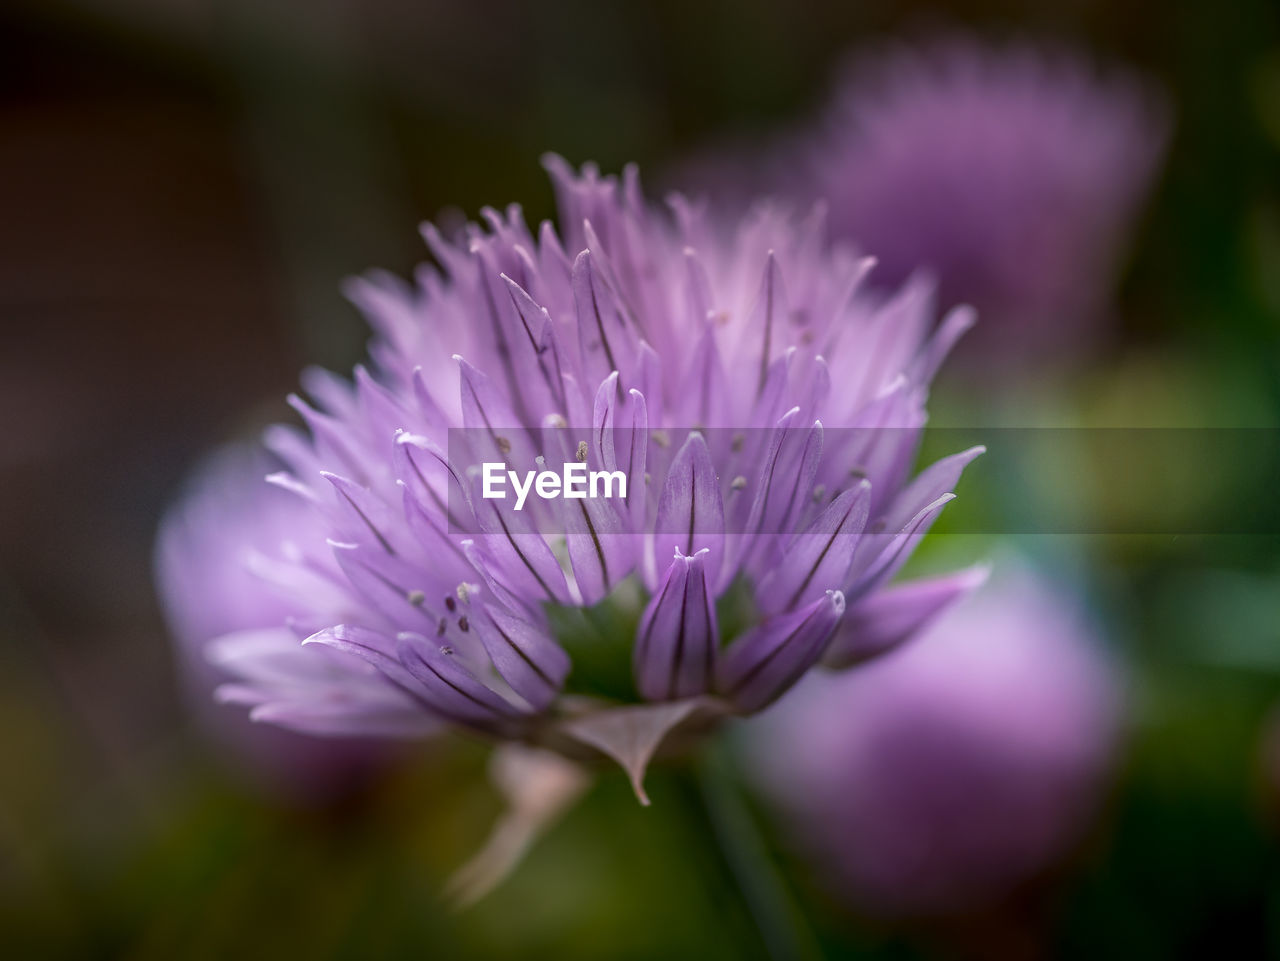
156;445;418;796
672;37;1168;372
160;157;979;801
811;37;1169;368
746;561;1123;916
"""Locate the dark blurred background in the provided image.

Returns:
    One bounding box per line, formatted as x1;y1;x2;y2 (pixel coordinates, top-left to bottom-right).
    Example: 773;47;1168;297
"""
1;1;1279;958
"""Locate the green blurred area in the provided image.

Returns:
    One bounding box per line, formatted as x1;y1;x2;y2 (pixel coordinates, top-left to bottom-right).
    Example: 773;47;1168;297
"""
1;0;1279;958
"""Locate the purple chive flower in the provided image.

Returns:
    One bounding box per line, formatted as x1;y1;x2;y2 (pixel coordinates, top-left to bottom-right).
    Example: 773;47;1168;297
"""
156;445;425;794
747;562;1123;917
673;37;1168;372
811;38;1169;369
158;157;980;803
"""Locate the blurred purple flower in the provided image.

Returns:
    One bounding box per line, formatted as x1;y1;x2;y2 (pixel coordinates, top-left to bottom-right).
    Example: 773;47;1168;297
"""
676;37;1169;372
156;445;420;797
747;561;1123;917
157;157;981;804
816;39;1169;369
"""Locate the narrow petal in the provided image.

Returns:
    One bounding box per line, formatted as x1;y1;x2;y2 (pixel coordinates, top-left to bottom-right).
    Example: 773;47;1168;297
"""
740;251;789;400
758;481;871;615
844;445;982;598
469;495;573;607
573;249;635;389
322;472;400;555
304;624;439;707
474;606;571;711
455;355;528;465
822;564;989;668
329;541;443;632
676;323;729;428
909;304;977;386
501;274;568;415
541;424;635;604
396;633;527;729
652;431;724;587
717;590;846;713
846;494;957;602
634;548;719;701
247;698;438;739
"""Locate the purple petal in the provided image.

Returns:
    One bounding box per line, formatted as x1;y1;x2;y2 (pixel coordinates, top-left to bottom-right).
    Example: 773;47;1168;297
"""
822;564;990;668
846;494;956;602
758;481;871;615
573;249;635;389
675;323;729;428
499;274;568;417
329;541;442;632
468;495;573;607
455;354;528;464
738;251;789;400
474;606;571;711
634;548;720;701
652;431;724;588
321;472;400;555
304;624;439;707
539;423;635;605
909;304;977;386
247;700;438;739
396;633;526;729
846;445;983;596
563;494;632;605
717;590;846;713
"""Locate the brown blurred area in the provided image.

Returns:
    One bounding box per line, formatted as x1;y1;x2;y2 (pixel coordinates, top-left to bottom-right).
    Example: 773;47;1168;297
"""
0;12;294;817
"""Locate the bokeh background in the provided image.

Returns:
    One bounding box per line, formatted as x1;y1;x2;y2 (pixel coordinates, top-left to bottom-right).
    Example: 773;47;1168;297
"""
2;0;1279;958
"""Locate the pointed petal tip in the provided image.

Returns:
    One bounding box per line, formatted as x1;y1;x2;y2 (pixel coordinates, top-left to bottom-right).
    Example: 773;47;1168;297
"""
632;778;652;807
928;492;957;511
965;562;993;588
560;700;707;807
540;151;572;174
947;303;979;332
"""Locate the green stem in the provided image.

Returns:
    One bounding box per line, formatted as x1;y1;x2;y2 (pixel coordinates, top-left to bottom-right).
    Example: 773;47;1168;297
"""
695;739;822;961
